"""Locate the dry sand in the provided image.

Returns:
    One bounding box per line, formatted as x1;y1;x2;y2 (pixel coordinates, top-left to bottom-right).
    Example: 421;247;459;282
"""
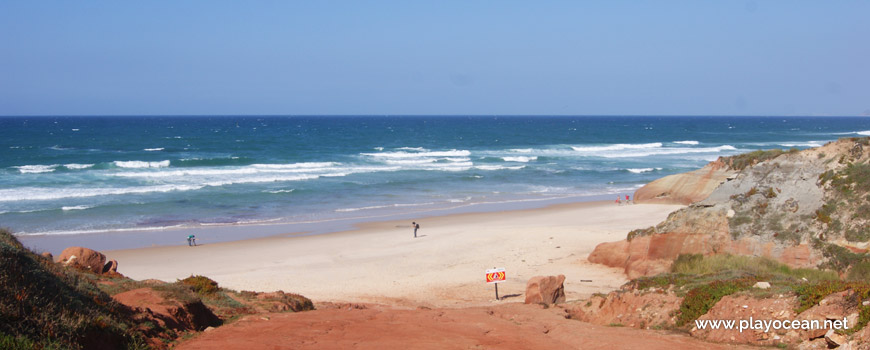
107;201;682;307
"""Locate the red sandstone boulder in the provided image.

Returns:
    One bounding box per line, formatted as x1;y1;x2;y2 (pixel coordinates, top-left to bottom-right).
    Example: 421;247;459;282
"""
57;246;106;274
524;275;566;305
103;259;119;274
587;240;629;268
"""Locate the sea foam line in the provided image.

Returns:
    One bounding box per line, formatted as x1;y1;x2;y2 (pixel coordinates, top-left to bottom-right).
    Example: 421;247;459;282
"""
14;165;58;173
114;160;170;168
570;143;663;152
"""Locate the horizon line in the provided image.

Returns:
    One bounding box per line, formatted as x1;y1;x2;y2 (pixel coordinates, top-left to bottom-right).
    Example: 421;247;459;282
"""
1;114;868;118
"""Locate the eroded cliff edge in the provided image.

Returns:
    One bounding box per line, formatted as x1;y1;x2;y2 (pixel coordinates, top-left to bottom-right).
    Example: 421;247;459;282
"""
591;137;870;278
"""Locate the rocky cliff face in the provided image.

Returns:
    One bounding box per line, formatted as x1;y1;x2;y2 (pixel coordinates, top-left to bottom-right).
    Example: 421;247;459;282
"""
633;160;736;205
591;137;870;277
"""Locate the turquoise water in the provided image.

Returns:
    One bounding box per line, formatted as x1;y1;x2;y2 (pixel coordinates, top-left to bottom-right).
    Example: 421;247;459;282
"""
2;116;869;237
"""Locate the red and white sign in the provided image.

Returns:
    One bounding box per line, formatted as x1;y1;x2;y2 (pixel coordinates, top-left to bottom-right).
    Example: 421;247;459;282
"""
485;268;506;284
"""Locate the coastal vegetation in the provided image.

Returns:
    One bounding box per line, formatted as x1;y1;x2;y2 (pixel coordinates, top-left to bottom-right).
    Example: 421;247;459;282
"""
719;148;799;171
0;228;313;349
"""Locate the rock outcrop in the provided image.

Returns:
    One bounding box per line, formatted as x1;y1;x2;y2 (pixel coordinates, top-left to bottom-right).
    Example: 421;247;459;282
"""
57;246;106;274
113;288;221;332
523;275;566;304
590;138;870;277
633;160;736;205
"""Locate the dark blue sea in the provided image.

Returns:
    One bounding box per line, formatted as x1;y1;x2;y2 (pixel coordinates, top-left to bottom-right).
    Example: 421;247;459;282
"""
2;116;869;240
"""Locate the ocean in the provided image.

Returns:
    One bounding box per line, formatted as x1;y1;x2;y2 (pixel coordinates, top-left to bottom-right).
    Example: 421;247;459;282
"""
2;116;869;249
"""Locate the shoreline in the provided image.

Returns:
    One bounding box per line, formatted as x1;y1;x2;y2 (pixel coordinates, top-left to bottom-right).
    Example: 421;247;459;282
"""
105;200;683;307
18;193;623;256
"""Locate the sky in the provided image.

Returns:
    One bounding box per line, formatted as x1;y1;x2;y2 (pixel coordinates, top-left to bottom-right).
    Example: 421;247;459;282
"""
0;1;868;116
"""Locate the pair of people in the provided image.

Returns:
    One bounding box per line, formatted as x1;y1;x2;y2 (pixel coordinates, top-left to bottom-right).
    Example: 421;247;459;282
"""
616;195;632;205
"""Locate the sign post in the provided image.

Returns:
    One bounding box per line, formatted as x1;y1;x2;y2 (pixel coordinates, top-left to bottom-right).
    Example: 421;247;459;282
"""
485;267;506;300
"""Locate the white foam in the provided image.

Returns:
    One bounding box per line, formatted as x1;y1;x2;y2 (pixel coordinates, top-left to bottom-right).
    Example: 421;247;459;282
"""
64;163;95;170
779;141;824;147
626;168;662;173
594;145;738;158
856;131;870;136
502;156;537;162
383;158;438;165
114;160;170;168
144;148;165;151
673;140;700;145
62;205;92;211
508;148;534;153
264;189;295;194
250;162;338;169
474;165;525;171
361;149;471;159
571;142;663;152
335;202;436;213
395;147;429;151
0;184;205;202
15;165;58;173
203;174;321;187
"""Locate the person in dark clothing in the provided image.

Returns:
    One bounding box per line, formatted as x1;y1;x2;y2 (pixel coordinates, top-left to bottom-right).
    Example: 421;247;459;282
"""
412;222;420;238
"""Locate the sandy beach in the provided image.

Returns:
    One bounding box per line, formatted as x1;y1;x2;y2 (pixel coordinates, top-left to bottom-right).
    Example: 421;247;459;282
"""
106;201;682;307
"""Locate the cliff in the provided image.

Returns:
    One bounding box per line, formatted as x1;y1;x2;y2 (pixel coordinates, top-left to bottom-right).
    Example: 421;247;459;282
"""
633;160;736;205
591;137;870;278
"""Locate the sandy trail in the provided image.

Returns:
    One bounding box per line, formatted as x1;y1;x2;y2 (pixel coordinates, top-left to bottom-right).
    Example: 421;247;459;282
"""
107;201;682;307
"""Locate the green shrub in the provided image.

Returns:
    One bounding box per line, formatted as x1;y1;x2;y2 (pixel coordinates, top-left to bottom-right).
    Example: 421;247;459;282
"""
722;149;789;171
0;228;135;349
180;275;220;296
676;279;753;326
763;187;778;199
845;227;870;243
819;243;868;272
627;227;655;241
848;261;870;281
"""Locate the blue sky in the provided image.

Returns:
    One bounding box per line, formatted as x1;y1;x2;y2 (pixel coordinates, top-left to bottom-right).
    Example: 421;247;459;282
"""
1;1;868;116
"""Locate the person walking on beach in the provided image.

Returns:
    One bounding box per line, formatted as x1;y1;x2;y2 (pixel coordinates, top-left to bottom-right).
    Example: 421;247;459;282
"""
412;222;420;238
187;234;196;246
625;194;631;204
615;196;622;206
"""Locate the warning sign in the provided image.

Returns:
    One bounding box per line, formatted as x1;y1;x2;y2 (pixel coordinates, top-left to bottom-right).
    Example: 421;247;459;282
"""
485;268;506;284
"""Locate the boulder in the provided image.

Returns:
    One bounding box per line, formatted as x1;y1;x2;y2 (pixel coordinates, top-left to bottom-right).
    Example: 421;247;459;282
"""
524;275;566;305
824;329;845;348
753;282;771;289
103;259;119;274
57;247;106;274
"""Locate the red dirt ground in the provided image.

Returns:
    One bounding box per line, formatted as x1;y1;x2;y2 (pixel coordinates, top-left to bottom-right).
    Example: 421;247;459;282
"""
175;303;753;350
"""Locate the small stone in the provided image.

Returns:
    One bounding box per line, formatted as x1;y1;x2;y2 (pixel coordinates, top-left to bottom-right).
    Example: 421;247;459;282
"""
742;305;748;309
204;326;216;332
863;300;870;307
824;329;845;347
753;281;771;289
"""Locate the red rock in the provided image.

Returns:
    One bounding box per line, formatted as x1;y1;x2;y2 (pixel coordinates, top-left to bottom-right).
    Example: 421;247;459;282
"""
57;246;106;274
113;288;220;331
588;240;629;268
103;259;119;274
524;275;566;304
